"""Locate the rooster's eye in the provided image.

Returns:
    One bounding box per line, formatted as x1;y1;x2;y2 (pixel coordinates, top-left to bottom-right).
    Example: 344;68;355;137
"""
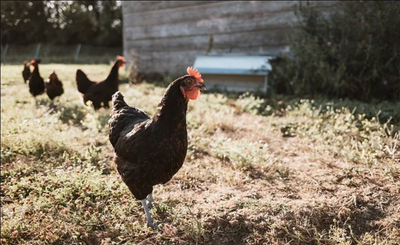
186;79;193;84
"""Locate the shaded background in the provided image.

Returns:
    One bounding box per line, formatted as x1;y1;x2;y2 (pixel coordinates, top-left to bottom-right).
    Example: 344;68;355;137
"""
1;1;399;102
1;0;122;63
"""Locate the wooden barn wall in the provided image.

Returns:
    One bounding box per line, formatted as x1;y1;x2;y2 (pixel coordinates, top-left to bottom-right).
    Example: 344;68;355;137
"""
122;1;338;77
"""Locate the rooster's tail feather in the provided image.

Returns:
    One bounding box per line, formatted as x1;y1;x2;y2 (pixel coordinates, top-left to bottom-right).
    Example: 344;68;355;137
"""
76;69;94;94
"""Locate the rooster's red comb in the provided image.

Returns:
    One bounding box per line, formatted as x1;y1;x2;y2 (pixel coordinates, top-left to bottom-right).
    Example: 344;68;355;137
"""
187;66;203;83
117;56;126;63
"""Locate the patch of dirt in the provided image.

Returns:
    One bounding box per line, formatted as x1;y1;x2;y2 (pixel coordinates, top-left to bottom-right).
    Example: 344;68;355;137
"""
142;112;400;244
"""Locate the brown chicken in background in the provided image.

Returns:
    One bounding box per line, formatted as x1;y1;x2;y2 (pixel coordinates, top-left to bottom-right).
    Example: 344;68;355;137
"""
76;56;125;110
22;60;31;84
45;71;64;104
28;59;45;102
108;67;206;229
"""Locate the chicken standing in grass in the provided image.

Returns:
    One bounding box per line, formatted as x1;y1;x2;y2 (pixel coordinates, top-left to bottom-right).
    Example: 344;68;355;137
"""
45;71;64;104
22;60;31;84
76;56;125;110
108;67;206;229
28;59;45;102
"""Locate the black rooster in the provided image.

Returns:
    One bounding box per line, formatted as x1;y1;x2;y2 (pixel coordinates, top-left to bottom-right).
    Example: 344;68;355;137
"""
108;67;206;228
28;59;45;102
76;56;125;110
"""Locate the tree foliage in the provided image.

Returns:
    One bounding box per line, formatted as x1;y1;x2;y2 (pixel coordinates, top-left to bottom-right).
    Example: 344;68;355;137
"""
269;1;400;102
1;1;122;47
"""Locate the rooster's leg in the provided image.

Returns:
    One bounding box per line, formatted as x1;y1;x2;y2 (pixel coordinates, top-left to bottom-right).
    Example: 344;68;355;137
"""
141;199;156;229
146;193;154;208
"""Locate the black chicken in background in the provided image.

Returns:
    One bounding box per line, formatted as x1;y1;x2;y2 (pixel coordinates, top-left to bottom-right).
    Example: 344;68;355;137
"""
76;56;125;110
28;59;45;103
22;60;31;84
45;70;64;105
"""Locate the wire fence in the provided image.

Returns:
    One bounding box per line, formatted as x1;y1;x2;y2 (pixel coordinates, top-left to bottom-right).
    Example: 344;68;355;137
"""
1;43;122;64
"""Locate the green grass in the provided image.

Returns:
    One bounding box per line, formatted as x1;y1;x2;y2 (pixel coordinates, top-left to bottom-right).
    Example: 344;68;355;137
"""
1;64;399;244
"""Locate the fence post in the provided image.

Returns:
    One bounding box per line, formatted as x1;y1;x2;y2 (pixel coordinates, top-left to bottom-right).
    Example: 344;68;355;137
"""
2;44;9;63
34;43;41;59
74;44;82;61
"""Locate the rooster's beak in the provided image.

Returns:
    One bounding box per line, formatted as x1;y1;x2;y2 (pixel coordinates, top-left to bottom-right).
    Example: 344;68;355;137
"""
195;83;207;90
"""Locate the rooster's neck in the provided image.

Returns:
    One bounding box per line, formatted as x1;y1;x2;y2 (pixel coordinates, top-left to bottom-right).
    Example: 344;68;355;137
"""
153;81;188;126
32;65;40;77
105;62;120;82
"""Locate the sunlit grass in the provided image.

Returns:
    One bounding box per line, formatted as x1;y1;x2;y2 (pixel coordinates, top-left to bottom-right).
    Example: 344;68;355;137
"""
1;64;399;244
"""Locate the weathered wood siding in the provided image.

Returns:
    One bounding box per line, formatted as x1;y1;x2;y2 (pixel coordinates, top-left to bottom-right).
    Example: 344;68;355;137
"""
123;1;338;76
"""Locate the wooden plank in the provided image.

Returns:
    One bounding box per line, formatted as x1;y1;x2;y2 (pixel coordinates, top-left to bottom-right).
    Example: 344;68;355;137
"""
123;2;294;27
123;6;334;41
126;48;280;77
123;1;338;28
122;1;340;75
210;45;290;56
126;49;206;75
123;10;299;41
124;28;291;52
122;1;218;15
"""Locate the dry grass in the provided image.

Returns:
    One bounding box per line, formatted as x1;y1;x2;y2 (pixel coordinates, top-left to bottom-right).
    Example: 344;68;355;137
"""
1;64;399;245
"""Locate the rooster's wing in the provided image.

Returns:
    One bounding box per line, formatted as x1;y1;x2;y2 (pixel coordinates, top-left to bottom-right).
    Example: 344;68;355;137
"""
109;92;151;149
